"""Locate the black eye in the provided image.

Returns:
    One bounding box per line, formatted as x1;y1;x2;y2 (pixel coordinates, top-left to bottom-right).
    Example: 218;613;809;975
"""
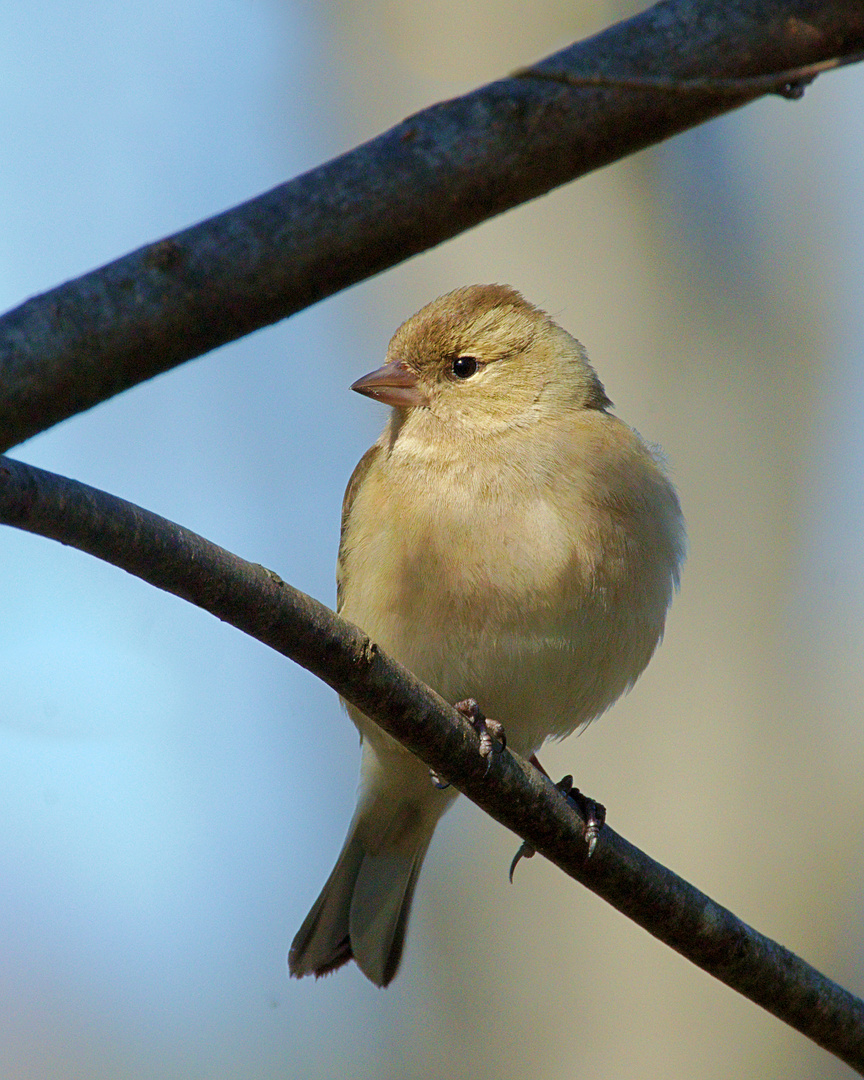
452;356;478;379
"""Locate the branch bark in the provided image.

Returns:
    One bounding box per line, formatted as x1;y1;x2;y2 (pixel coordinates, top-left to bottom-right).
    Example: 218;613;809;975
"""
2;454;863;1074
1;0;863;451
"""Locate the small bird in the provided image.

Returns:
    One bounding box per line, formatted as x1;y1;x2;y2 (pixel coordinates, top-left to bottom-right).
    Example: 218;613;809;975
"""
289;285;685;987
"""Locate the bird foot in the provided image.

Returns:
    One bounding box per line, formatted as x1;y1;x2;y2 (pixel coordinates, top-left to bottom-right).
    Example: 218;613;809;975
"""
455;698;506;758
565;781;606;859
428;698;505;789
509;763;606;880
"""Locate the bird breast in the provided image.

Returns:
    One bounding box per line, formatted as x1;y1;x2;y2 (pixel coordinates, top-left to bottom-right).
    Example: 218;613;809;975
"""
338;415;681;754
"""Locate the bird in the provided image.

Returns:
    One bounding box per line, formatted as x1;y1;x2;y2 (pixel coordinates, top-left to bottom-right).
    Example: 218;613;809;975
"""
288;284;685;987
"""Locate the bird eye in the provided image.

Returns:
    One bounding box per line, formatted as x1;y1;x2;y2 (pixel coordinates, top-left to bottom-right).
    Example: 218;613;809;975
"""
451;356;478;379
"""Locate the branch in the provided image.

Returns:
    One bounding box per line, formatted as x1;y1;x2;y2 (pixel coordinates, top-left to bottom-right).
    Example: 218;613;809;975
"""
515;48;864;99
1;0;863;451
2;455;863;1073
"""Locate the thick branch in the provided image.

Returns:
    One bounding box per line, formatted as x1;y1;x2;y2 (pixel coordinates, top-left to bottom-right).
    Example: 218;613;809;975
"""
1;0;863;451
2;455;863;1073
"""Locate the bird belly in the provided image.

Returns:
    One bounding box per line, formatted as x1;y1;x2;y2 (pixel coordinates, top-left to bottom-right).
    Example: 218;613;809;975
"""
339;502;663;756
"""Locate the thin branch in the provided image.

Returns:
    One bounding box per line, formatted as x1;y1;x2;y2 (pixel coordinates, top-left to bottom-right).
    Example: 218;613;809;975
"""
2;454;862;1074
515;48;864;100
1;0;863;451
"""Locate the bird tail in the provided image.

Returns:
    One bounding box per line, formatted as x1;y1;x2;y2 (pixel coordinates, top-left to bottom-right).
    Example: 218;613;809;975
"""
289;770;448;987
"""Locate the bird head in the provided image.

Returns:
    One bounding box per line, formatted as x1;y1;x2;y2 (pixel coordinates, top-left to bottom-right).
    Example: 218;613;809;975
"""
351;284;610;435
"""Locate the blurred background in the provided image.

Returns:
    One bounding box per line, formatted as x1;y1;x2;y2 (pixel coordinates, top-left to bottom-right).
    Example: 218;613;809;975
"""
1;1;863;1077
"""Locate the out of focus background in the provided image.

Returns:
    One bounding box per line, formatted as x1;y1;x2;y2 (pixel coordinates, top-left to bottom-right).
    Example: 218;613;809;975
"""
2;2;863;1077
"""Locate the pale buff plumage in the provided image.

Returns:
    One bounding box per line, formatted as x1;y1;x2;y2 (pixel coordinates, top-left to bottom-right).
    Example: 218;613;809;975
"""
289;285;685;987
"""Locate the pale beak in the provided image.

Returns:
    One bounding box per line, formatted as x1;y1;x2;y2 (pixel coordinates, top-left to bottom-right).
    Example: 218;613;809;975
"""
351;360;429;409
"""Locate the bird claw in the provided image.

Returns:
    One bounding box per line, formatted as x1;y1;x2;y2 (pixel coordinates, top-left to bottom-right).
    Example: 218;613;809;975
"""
570;786;606;859
509;768;606;879
429;699;505;789
509;841;535;882
429;768;450;789
455;698;506;766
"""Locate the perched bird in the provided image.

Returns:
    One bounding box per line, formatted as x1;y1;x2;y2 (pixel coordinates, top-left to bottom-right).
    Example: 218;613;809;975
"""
289;284;685;987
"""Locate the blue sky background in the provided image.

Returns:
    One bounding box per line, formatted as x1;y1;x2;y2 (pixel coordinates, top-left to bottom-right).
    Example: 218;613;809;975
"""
0;3;381;1074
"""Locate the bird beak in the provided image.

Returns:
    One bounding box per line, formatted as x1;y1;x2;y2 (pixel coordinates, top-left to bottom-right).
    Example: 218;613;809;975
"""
351;360;429;409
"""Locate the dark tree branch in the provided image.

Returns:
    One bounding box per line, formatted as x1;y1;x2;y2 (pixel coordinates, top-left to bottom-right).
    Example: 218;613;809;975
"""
2;454;863;1074
1;0;863;451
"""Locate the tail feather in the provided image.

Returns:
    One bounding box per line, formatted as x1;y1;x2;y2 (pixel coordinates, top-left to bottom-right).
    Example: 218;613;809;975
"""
288;827;366;979
288;803;435;987
349;847;427;986
290;737;457;986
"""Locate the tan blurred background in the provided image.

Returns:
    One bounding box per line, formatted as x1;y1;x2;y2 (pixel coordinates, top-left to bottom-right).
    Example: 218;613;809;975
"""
319;2;864;1078
1;1;862;1079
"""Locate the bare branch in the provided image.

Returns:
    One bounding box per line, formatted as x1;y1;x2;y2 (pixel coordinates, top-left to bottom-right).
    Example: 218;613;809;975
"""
1;0;863;451
515;47;864;99
2;454;862;1073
